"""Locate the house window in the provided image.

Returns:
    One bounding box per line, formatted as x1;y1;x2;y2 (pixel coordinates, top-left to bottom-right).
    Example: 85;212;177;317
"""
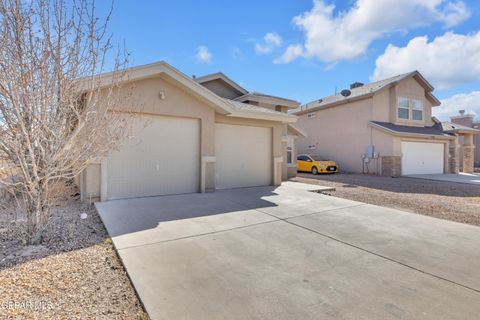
398;97;409;119
286;137;294;165
411;99;423;120
307;112;316;119
398;97;423;121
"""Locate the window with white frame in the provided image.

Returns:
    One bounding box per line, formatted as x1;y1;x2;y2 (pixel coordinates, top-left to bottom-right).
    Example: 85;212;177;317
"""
397;97;409;119
398;97;423;121
286;137;294;165
411;99;423;120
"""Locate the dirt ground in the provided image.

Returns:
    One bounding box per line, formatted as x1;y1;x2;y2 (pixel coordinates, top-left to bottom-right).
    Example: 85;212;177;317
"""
0;191;148;319
293;173;480;226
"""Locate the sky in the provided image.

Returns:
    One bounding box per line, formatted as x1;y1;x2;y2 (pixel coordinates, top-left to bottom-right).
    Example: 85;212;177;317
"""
97;0;480;120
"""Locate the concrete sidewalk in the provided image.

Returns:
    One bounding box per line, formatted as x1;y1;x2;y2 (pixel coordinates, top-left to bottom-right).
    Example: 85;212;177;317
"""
406;173;480;185
96;182;480;320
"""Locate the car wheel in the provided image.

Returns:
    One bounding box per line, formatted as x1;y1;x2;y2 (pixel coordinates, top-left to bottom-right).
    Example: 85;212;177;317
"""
311;166;318;175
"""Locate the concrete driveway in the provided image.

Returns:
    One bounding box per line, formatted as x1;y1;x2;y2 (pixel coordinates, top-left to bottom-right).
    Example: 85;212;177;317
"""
96;182;480;320
406;173;480;185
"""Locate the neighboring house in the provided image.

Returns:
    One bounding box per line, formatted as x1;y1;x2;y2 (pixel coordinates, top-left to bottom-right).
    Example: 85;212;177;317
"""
294;71;465;176
449;111;480;169
79;61;300;202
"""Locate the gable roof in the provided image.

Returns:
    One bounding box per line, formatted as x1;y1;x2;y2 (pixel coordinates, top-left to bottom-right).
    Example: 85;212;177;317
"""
294;71;440;115
79;61;296;123
221;99;296;123
196;73;300;109
235;91;300;109
194;72;248;96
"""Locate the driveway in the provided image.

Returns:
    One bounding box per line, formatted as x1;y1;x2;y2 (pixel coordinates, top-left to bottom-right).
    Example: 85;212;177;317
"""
96;182;480;320
406;173;480;185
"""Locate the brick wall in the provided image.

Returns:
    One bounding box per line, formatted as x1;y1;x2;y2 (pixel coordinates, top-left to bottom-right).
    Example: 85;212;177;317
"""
381;156;401;176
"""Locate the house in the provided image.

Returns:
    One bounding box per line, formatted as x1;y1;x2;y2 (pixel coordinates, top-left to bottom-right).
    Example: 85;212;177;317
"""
294;71;464;176
79;61;301;202
193;72;305;180
449;111;480;170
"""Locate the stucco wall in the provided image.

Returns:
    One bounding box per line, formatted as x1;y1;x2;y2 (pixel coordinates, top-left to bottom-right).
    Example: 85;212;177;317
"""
81;163;101;202
296;96;397;173
394;77;435;127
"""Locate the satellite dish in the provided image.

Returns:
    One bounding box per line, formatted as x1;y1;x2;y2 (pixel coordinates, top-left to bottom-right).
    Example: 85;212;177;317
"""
340;89;351;97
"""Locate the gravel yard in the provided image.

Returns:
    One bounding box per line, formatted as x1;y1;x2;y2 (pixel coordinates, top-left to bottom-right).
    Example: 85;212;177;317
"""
0;190;147;319
293;173;480;226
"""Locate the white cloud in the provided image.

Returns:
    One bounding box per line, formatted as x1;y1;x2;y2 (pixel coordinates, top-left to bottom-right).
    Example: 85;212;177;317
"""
195;46;212;63
438;1;471;27
372;31;480;90
255;32;283;54
434;91;480;120
276;0;471;64
274;45;303;64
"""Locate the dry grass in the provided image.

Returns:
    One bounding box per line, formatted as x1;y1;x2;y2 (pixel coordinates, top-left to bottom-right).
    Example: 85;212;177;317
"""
293;173;480;226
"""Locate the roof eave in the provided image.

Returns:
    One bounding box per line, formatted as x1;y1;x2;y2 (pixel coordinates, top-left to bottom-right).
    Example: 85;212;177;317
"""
235;93;300;109
227;111;298;123
368;121;454;140
288;123;307;137
194;72;248;95
294;92;374;115
77;61;235;115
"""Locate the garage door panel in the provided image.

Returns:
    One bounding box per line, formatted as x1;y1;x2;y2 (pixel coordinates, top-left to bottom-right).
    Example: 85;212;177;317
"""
215;124;272;189
107;116;200;200
401;142;444;175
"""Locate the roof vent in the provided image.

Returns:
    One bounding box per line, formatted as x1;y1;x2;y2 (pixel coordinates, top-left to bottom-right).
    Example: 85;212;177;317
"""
340;89;351;97
459;109;465;115
350;82;364;89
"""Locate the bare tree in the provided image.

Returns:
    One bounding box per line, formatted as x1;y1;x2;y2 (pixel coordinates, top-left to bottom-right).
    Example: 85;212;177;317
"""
0;0;132;244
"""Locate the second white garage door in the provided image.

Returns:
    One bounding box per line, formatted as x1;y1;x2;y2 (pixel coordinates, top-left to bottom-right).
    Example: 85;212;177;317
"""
215;123;272;189
107;115;200;200
401;141;444;175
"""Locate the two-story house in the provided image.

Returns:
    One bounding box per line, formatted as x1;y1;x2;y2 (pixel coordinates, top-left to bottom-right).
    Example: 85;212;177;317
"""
294;71;460;176
194;72;305;180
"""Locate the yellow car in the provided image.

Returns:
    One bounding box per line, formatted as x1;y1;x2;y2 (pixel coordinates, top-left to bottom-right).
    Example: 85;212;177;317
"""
297;154;339;175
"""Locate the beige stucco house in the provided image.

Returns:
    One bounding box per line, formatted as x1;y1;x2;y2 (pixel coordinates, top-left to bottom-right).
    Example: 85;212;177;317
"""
294;71;474;176
79;61;301;202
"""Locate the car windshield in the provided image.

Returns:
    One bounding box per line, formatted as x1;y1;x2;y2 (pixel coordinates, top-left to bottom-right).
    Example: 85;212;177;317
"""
311;156;329;161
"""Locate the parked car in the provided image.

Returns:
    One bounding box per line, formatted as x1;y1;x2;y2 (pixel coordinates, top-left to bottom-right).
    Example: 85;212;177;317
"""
297;154;339;174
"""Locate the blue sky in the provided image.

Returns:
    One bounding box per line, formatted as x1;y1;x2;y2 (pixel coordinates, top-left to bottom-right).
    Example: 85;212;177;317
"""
99;0;480;120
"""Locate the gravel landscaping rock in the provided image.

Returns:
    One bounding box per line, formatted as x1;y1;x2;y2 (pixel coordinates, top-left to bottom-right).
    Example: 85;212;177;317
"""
293;173;480;226
0;190;148;319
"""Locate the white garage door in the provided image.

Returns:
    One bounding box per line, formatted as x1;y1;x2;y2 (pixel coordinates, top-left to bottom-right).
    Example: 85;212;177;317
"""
215;123;272;189
107;115;200;200
401;141;444;175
